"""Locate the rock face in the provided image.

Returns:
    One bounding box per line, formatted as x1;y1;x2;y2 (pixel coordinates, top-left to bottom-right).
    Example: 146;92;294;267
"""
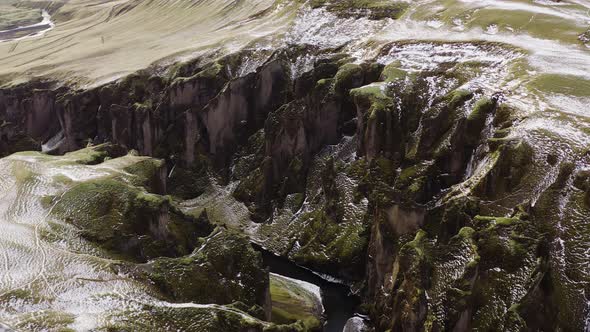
33;144;310;332
49;145;214;262
140;229;271;316
269;273;324;330
2;41;590;332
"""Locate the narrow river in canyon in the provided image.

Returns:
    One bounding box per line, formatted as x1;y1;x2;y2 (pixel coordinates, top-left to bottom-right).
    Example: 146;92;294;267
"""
0;0;589;330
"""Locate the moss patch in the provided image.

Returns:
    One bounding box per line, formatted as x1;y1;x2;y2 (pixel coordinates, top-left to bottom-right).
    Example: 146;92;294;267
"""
141;229;268;307
270;274;323;330
51;157;212;261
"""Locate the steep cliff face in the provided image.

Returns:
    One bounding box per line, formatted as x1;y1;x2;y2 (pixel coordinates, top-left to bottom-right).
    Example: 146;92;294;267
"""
0;84;59;154
1;40;589;331
0;144;312;332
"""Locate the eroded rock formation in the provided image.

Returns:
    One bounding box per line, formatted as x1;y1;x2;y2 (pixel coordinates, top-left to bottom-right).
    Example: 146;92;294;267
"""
1;41;589;331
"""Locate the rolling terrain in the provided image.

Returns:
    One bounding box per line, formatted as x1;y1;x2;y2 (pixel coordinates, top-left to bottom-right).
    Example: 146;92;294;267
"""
0;0;590;331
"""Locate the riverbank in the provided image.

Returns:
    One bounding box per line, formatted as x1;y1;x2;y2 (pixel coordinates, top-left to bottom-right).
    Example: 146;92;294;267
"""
258;247;363;332
0;10;53;42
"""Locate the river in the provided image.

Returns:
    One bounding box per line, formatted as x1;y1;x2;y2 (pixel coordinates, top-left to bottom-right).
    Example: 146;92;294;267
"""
0;10;54;43
257;247;362;332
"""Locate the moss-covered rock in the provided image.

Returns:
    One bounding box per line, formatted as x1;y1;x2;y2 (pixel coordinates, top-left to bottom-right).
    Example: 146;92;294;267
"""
167;153;212;199
270;274;323;331
394;161;436;204
351;82;399;160
378;230;431;331
473;139;534;200
472;214;538;272
100;303;279;332
139;229;269;310
290;209;368;280
233;157;273;222
334;63;365;95
51;153;212;261
465;97;496;145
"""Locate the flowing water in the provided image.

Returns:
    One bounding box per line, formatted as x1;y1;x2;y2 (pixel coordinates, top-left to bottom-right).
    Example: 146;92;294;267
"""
258;248;361;332
0;10;54;42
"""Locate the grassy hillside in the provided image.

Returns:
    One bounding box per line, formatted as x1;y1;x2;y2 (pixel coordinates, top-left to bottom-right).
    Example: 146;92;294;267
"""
0;0;298;87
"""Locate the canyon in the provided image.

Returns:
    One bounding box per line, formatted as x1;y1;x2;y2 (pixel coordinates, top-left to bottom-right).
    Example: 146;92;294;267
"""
0;0;590;331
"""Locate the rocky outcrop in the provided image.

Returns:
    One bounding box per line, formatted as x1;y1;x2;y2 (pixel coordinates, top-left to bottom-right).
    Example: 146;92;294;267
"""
269;273;324;330
235;57;382;222
138;229;271;317
50;145;213;261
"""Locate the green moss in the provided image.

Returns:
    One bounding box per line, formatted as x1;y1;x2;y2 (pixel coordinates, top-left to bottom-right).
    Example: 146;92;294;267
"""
315;78;334;92
334;63;364;95
291;209;368;274
394;162;433;202
528;74;590;98
346;158;368;178
445;89;474;109
51;169;210;261
350;83;393;117
0;288;48;305
468;97;494;122
472;139;534;200
101;303;280;332
40;195;55;208
62;144;124;165
403;229;428;257
374;157;396;180
118;71;153;101
123;157;166;188
143;229;268;307
381;62;407;82
270;274;322;330
473;215;520;226
172;60;224;86
472;215;538;272
457;226;475;238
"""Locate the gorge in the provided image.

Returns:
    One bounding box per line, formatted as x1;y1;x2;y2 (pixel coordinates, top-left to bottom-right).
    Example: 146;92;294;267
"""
0;0;590;331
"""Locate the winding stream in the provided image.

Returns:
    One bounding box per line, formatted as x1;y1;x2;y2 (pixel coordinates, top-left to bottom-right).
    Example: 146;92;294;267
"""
258;248;361;332
0;10;54;43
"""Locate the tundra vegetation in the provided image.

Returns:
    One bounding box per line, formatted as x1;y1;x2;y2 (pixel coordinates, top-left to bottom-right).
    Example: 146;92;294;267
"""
0;0;589;331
